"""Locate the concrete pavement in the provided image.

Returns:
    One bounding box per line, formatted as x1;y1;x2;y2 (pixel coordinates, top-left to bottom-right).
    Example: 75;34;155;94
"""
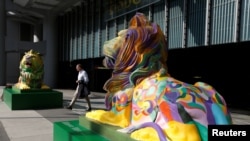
0;86;250;141
0;86;106;141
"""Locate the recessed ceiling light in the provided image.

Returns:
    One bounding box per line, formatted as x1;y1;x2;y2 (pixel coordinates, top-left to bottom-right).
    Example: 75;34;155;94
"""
193;76;202;79
7;11;16;15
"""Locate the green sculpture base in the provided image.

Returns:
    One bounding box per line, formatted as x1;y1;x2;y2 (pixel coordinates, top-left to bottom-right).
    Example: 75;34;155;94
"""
3;87;63;110
53;120;109;141
79;116;137;141
53;117;137;141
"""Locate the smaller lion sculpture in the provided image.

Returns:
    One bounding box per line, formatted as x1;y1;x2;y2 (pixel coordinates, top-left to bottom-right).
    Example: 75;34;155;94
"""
14;50;49;90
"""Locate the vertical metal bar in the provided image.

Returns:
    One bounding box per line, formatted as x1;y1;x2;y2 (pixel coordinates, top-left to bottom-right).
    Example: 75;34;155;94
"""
99;0;102;56
196;0;199;46
210;0;214;44
223;0;226;43
78;5;82;59
197;0;199;46
230;0;233;42
165;0;169;44
74;7;78;59
92;0;95;58
124;14;128;29
187;0;191;47
66;13;69;61
63;15;66;61
241;0;246;40
58;16;61;61
60;15;63;61
246;0;250;40
85;0;89;58
205;0;211;45
217;0;220;44
106;22;109;42
170;2;173;48
225;1;229;42
233;0;240;42
72;9;74;60
149;5;153;22
174;0;177;47
235;0;241;42
70;10;73;61
195;0;198;46
183;0;187;48
115;18;117;37
82;2;87;59
81;2;85;58
228;0;232;42
123;16;126;30
214;0;218;44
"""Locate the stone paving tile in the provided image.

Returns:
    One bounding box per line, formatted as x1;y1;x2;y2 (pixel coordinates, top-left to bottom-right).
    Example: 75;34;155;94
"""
0;121;10;141
10;134;53;141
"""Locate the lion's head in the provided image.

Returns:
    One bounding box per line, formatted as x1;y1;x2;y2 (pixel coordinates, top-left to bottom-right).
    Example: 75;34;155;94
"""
16;49;45;89
103;12;168;93
20;50;44;74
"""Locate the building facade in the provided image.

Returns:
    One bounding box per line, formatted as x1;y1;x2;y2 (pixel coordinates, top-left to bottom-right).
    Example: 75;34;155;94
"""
1;0;250;107
58;0;250;61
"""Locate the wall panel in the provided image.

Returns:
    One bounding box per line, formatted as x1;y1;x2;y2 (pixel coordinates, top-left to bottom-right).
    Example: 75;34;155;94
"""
210;0;237;44
153;1;165;32
186;0;207;47
168;0;184;49
240;0;250;41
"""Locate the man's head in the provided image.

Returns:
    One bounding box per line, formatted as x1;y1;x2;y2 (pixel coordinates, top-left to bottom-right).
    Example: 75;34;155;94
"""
76;64;83;71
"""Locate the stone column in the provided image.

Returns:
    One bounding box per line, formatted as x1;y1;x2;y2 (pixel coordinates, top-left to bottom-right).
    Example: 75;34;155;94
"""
0;0;6;85
43;15;58;88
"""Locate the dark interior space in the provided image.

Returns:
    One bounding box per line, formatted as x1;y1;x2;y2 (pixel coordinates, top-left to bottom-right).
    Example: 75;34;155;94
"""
58;41;250;110
167;41;250;110
58;57;112;93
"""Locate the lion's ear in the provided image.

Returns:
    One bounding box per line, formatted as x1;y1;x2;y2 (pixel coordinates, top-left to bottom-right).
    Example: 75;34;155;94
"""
129;12;150;27
24;50;29;55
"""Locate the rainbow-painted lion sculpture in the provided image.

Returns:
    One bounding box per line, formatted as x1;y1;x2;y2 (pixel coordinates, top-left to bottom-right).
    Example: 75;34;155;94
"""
86;13;232;141
14;49;49;90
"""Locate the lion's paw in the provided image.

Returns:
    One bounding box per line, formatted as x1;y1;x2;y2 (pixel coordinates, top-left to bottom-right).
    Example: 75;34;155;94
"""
41;84;50;89
19;84;30;90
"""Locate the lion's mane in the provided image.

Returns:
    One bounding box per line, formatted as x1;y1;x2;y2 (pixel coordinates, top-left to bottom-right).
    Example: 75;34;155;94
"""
104;13;168;94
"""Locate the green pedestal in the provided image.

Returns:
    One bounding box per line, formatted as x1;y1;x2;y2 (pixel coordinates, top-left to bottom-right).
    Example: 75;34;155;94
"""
53;120;109;141
3;88;63;110
53;117;137;141
79;116;137;141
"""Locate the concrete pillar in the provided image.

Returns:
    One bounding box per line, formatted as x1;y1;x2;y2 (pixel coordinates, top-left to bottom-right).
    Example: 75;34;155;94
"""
43;15;58;88
0;0;6;85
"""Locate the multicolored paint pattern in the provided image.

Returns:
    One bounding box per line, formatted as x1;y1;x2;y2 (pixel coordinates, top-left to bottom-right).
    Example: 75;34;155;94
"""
86;13;232;141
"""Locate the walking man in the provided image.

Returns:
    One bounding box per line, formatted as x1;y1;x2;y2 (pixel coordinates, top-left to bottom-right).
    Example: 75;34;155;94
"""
66;64;91;111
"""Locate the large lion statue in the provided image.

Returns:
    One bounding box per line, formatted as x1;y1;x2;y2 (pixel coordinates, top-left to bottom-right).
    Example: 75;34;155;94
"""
14;49;49;90
86;13;232;141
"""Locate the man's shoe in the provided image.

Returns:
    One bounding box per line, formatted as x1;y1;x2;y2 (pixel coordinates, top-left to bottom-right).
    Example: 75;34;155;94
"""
86;107;91;111
65;105;72;110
